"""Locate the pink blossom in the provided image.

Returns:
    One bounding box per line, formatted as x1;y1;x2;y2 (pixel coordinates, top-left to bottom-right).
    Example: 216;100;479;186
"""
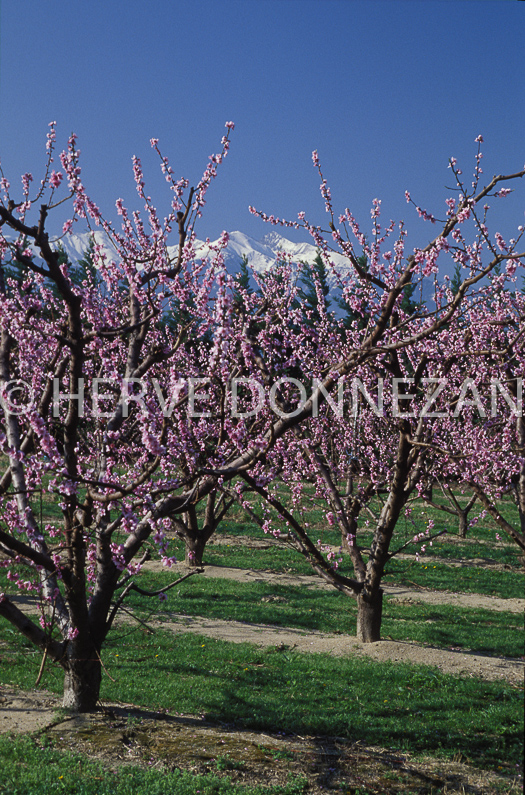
49;170;63;189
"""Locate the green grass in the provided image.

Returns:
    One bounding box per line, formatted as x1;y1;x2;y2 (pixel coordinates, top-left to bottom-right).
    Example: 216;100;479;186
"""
230;486;521;547
193;491;524;600
199;539;524;600
416;538;520;566
0;626;522;773
118;572;523;658
195;539;321;575
3;564;520;659
382;558;523;600
0;487;523;787
91;630;525;771
0;735;307;795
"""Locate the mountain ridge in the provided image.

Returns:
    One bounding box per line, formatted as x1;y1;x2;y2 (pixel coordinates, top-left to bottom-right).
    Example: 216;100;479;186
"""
58;228;353;289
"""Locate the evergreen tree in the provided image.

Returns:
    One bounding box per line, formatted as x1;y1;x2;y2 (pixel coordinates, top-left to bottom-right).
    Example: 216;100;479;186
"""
47;238;101;306
71;234;99;288
233;254;253;308
162;290;214;350
450;262;462;296
236;253;252;292
297;251;331;327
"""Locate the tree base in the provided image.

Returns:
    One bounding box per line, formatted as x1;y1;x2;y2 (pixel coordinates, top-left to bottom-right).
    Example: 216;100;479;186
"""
62;659;101;712
458;512;468;538
185;538;206;567
356;589;383;643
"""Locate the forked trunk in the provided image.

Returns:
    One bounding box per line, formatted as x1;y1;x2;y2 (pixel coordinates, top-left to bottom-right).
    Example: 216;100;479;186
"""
62;647;102;711
356;588;383;643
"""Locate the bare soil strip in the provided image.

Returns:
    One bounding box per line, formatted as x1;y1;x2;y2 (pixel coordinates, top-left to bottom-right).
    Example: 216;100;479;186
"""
150;611;523;685
6;562;523;689
212;533;523;572
150;560;525;614
133;561;524;685
0;687;59;735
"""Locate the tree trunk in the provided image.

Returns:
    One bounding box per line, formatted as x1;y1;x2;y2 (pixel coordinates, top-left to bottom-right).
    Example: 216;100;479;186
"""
356;589;383;643
185;535;206;567
62;654;102;711
458;509;469;538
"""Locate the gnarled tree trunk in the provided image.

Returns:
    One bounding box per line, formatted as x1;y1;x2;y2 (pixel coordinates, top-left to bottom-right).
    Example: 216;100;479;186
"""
174;491;234;568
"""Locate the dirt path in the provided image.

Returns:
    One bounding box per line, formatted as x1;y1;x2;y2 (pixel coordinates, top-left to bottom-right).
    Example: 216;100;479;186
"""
213;533;523;573
149;560;525;614
6;561;522;693
382;552;518;572
0;686;62;734
148;611;523;685
132;561;524;684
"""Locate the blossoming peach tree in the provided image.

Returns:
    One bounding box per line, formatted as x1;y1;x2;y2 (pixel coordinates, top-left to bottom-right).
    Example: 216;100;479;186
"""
237;137;525;640
0;124;523;710
429;281;525;554
0;122;257;710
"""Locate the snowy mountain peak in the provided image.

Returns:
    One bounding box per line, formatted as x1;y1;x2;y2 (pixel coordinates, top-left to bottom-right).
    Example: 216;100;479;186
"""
56;228;353;287
260;230;289;249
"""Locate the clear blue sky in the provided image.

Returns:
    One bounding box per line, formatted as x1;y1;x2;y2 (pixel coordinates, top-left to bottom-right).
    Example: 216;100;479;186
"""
1;0;524;246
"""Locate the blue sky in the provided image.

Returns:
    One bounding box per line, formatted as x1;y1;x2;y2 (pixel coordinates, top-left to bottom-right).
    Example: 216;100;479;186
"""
0;0;524;247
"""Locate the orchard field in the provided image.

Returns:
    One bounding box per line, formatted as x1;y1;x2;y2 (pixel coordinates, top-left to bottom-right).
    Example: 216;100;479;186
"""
1;487;523;795
1;123;525;795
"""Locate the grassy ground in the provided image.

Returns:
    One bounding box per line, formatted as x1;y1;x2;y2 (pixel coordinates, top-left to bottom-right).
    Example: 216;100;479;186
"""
0;488;523;793
112;571;523;658
195;540;523;600
0;734;308;795
0;624;522;772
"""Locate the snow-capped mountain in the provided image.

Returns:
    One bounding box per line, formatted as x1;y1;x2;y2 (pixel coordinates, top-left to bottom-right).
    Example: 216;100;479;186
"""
59;229;352;287
57;230;439;304
197;231;352;283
